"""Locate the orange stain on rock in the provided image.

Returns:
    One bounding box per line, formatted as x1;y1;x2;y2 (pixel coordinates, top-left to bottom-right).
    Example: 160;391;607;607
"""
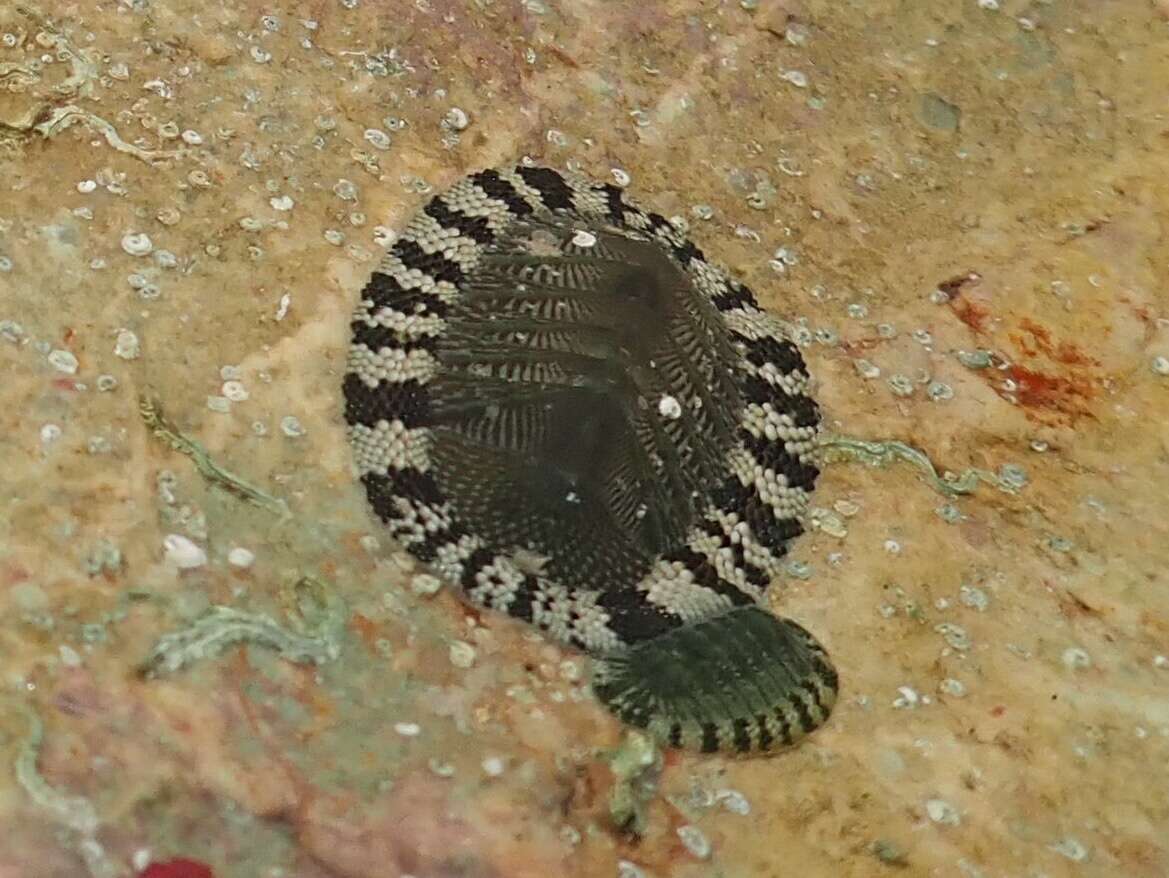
950;297;991;334
349;613;383;651
941;271;990;333
1015;318;1099;367
997;317;1102;423
1003;363;1094;414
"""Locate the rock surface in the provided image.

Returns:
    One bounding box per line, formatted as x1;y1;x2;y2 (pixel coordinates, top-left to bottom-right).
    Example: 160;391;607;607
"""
1;1;1167;876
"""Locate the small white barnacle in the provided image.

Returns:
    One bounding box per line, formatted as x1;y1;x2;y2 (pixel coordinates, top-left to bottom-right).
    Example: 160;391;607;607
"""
343;164;833;755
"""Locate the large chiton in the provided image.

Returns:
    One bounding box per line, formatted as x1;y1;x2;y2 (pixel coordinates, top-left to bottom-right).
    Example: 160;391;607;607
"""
343;164;836;753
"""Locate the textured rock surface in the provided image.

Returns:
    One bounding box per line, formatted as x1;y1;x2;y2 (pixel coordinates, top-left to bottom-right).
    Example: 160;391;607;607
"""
1;1;1167;877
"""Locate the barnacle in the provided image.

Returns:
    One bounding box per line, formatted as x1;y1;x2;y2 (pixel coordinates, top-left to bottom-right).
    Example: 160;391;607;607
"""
344;164;837;753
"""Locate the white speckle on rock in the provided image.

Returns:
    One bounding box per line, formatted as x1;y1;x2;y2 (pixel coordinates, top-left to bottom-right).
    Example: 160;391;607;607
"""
658;394;683;420
939;678;967;697
333;179;358;201
927;381;954;401
163;534;207;569
925;798;960;826
936;623;971;651
888;374;914;397
121;232;153;256
1062;647;1092;670
275;292;292;321
364;128;391;150
1152;356;1169;376
893;686;920;709
571;229;597;248
715;788;751;815
834;499;860;517
157;206;182;226
448;640;476;668
781;69;809;88
280;415;305;437
959;584;990;611
40;424;62;446
48;349;79;374
676;825;711;859
1049;837;1088;861
443;107;469;130
227;547;256;568
393;721;421;737
222;380;249;402
59;645;83;667
854;359;881;379
785;22;810;45
114;329;140;360
1;320;26;343
269;195;294;211
411;573;443;596
957;349;992;369
771;246;799;272
77;180;97;193
810;508;847;538
481;756;506;777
